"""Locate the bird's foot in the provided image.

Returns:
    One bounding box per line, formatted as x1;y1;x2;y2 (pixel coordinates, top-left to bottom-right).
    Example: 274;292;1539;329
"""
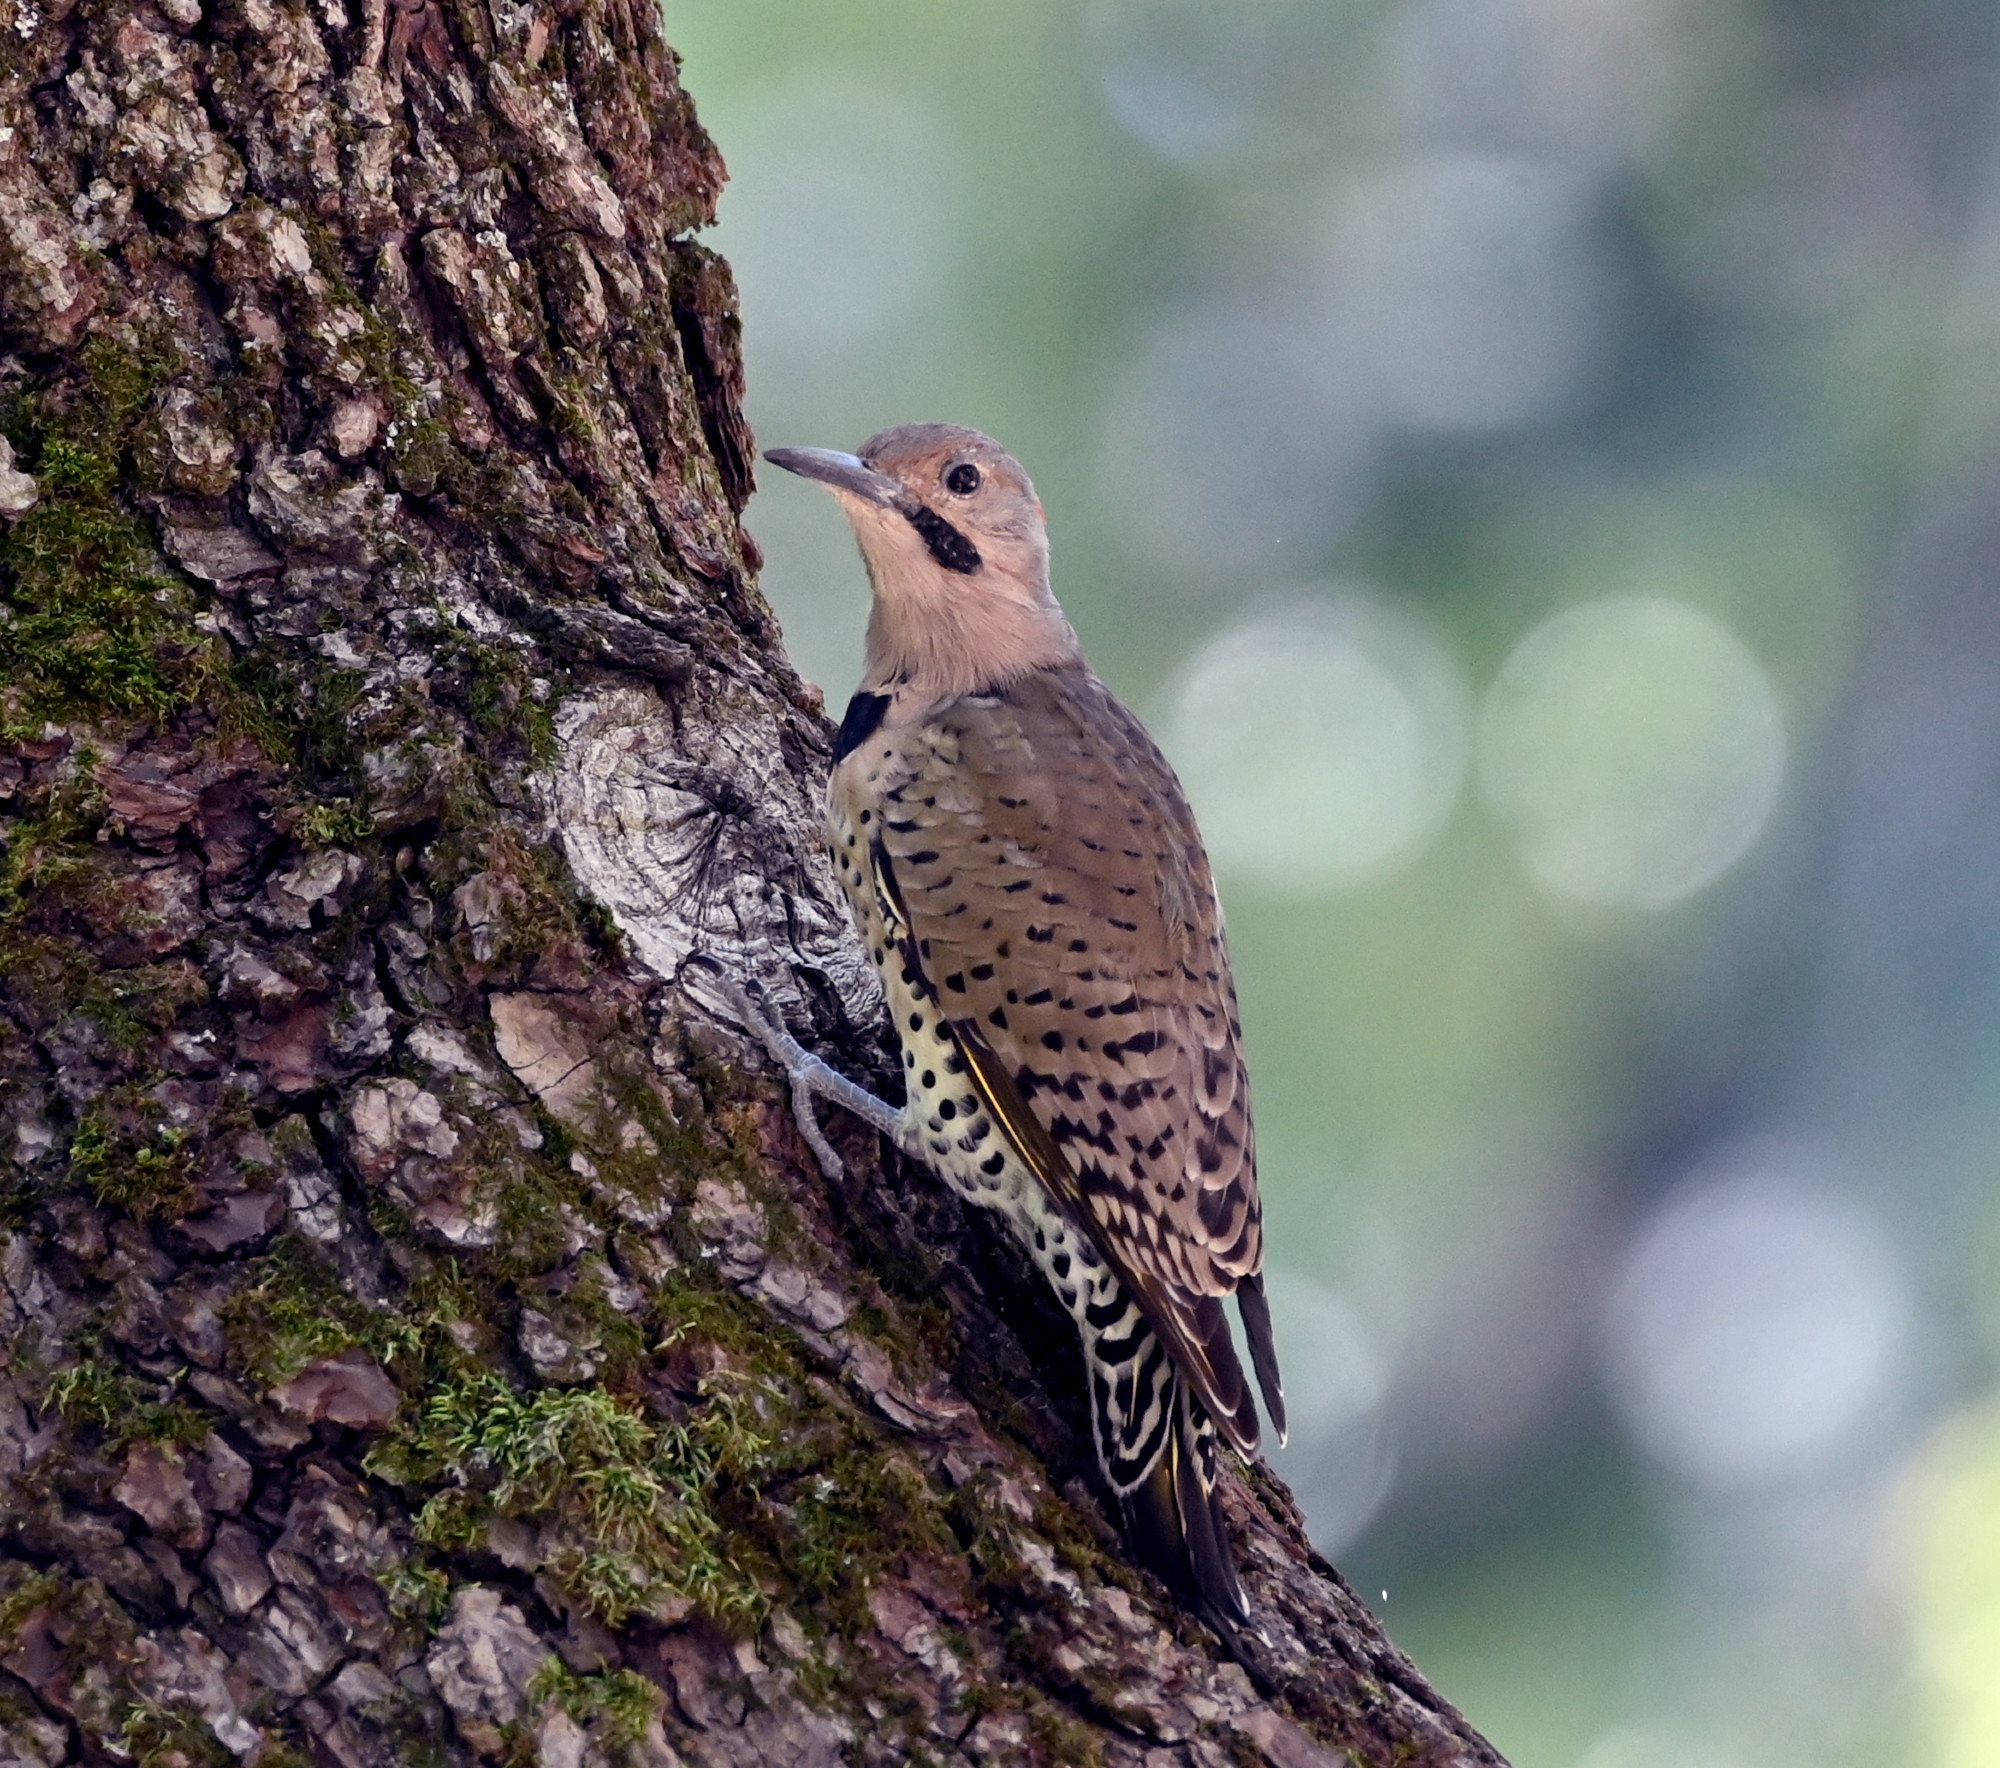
686;958;908;1182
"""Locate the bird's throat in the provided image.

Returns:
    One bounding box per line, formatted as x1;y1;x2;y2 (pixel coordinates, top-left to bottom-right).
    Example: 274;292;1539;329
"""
863;586;1082;703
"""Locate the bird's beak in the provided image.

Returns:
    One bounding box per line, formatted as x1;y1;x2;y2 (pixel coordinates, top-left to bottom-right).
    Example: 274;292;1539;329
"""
764;448;902;507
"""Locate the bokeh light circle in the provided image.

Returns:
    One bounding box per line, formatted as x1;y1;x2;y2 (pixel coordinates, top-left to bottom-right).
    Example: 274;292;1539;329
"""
1600;1155;1908;1488
1902;1401;2000;1768
1381;0;1675;179
1162;595;1466;894
1100;308;1378;586
712;75;959;359
1262;1269;1395;1554
1084;0;1353;167
1320;152;1608;434
1477;596;1785;907
1085;0;1278;166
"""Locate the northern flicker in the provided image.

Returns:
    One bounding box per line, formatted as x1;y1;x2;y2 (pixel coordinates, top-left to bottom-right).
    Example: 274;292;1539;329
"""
727;424;1285;1630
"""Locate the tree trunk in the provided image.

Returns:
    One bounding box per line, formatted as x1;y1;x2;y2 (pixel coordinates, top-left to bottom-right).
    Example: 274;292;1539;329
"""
0;0;1507;1762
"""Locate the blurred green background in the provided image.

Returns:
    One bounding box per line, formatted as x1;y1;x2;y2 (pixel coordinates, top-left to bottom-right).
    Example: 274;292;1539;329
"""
664;2;2000;1762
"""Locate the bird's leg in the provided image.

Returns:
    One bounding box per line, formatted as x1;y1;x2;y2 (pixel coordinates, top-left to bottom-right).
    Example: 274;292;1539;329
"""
694;964;911;1182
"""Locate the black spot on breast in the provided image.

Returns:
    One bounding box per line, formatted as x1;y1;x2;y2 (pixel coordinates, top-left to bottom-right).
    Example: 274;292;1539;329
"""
833;691;889;763
903;503;982;572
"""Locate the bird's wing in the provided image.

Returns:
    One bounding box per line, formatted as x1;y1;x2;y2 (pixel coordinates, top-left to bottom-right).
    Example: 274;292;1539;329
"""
867;666;1284;1452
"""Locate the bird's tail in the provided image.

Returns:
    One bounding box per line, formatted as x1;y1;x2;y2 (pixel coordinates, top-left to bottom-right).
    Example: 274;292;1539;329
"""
1119;1376;1246;1625
1081;1280;1248;1625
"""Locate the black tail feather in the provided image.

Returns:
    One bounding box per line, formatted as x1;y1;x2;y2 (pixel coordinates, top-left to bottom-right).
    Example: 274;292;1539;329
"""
1235;1273;1287;1444
1184;1291;1261;1454
1121;1383;1247;1625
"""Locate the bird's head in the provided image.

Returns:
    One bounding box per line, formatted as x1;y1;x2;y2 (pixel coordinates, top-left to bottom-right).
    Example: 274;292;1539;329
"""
765;424;1080;699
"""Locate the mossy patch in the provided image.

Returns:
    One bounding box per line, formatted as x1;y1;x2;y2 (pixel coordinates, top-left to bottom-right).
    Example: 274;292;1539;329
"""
366;1371;773;1627
223;655;368;792
783;1446;956;1632
1030;1702;1109;1768
0;342;224;732
40;1351;208;1451
525;1660;661;1752
0;1565;63;1652
66;1088;202;1221
377;1556;453;1630
222;1234;477;1390
1;764;114;932
0;1564;144;1741
120;1700;232;1768
427;620;557;768
438;820;626;983
0;937;206;1054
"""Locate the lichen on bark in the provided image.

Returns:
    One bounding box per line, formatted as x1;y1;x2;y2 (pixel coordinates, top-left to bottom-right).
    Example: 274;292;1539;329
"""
0;0;1507;1762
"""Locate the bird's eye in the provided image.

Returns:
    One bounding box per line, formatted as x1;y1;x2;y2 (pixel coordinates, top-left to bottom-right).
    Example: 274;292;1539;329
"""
945;462;982;496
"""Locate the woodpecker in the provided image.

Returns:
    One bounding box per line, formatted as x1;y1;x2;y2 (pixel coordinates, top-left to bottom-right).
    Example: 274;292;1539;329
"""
737;424;1285;1630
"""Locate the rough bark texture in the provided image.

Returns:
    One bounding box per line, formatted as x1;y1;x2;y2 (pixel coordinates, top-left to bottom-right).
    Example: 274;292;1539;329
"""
0;0;1508;1762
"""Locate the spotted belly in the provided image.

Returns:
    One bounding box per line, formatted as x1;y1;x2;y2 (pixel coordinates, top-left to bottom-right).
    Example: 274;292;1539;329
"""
825;792;1177;1495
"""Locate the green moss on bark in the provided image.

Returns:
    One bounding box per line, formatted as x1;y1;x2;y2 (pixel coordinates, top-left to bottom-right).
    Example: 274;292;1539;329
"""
0;343;224;731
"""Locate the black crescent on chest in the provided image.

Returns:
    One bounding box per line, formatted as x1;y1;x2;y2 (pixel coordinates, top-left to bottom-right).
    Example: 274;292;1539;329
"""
833;691;890;764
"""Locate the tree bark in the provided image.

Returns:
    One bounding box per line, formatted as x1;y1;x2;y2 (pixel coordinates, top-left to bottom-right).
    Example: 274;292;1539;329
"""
0;0;1508;1762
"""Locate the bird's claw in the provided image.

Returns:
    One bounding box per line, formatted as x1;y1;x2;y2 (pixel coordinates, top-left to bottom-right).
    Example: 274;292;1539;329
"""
684;956;905;1182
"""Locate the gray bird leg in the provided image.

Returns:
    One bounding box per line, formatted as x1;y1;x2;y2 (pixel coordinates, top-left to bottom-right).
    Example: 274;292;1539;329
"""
696;966;912;1181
